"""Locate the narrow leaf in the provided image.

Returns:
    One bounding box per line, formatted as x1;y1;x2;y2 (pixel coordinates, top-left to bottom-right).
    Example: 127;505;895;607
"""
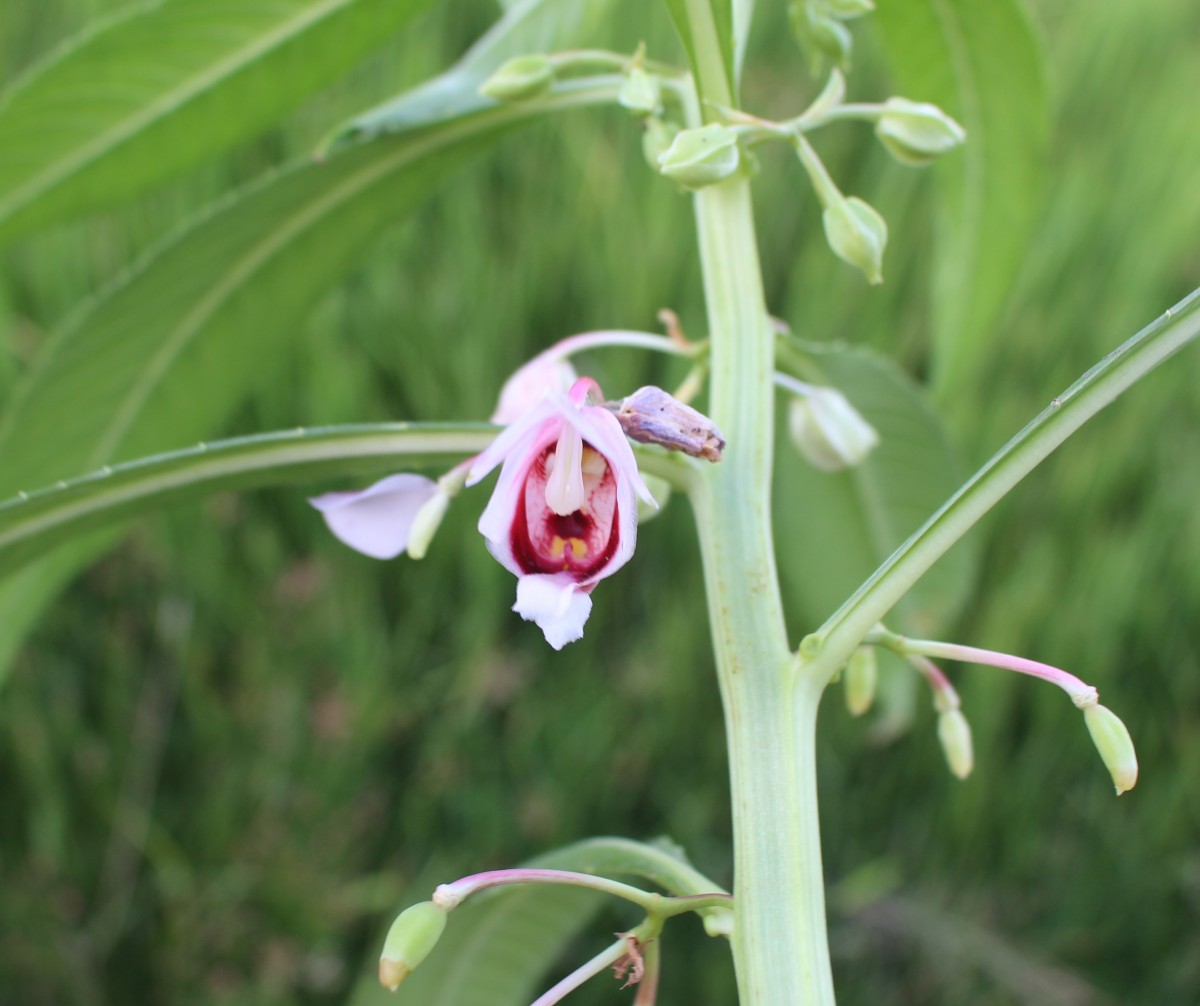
0;0;435;240
873;0;1049;391
0;424;496;579
776;341;975;635
818;288;1200;666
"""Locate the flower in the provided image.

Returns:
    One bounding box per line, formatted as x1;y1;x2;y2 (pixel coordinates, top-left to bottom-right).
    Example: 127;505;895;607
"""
467;377;655;649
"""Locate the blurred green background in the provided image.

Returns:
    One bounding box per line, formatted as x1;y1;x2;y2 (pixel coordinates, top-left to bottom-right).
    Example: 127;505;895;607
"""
1;1;1198;1004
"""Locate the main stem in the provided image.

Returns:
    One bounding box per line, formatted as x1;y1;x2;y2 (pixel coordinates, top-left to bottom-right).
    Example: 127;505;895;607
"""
683;126;836;1006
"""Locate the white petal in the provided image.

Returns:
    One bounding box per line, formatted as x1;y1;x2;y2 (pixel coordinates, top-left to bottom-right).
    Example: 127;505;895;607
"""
513;574;593;650
308;473;437;559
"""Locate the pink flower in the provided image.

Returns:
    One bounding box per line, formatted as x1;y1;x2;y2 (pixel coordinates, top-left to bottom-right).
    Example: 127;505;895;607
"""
468;378;655;649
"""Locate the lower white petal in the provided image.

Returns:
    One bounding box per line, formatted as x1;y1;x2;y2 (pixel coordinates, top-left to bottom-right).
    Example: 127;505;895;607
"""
513;574;593;650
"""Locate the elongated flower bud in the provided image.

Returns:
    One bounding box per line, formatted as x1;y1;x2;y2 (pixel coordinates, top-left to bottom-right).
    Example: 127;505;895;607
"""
657;124;741;189
1083;704;1138;795
937;708;974;780
822;195;887;284
379;901;448;990
844;646;878;717
479;55;555;102
876;98;966;166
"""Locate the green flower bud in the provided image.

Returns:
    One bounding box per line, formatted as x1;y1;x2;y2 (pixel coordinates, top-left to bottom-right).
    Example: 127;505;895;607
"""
378;901;448;990
656;124;741;189
822;195;887;284
1083;703;1138;795
937;708;974;780
788;387;880;471
844;646;878;717
876;98;967;166
619;67;662;117
479;55;554;103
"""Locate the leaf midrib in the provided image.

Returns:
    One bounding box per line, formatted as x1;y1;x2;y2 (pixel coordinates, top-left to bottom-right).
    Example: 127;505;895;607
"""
0;0;356;224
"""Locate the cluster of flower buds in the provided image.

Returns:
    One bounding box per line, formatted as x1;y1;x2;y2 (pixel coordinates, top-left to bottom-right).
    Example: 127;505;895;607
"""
857;627;1139;795
311;348;722;650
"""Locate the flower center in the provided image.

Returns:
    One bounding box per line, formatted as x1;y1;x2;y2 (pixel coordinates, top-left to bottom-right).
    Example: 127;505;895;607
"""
511;444;619;579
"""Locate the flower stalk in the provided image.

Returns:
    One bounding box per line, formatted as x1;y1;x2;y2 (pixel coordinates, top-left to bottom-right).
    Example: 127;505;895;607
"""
680;16;836;1002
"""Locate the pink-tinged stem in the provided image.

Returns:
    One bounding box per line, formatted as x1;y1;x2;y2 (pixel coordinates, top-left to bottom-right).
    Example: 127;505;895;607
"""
433;868;657;912
528;938;628;1006
906;654;961;712
633;939;662;1006
544;330;692;363
903;639;1098;706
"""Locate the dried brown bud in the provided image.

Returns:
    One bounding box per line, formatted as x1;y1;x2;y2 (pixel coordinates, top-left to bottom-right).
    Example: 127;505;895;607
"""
604;386;725;461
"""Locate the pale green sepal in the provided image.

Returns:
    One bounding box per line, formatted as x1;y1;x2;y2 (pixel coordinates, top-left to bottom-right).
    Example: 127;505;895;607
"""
479;55;555;102
406;491;451;560
822;195;887;284
876;97;967;166
379;901;448;990
657;124;741;189
787;387;880;470
1083;704;1138;795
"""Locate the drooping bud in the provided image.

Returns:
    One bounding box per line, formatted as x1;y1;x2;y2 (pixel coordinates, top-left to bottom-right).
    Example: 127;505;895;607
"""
937;708;974;780
657;124;741;189
844;646;878;717
875;98;967;166
479;55;555;102
788;387;880;471
1083;703;1138;795
378;901;448;990
619;67;662;117
822;195;887;284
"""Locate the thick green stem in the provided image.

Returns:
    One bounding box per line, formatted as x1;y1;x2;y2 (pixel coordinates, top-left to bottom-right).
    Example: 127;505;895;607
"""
689;177;836;1005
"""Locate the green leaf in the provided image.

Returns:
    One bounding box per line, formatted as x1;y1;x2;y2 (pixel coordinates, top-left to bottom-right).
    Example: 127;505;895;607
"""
0;80;617;499
873;0;1049;392
817;287;1200;668
776;340;976;635
662;0;737;103
323;0;617;154
0;0;436;241
349;837;724;1006
0;424;496;580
